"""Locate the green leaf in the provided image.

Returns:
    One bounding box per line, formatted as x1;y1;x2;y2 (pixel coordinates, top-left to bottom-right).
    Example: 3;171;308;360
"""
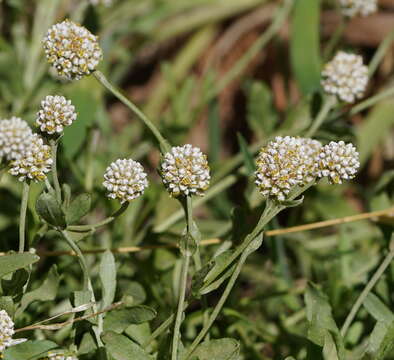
192;338;240;360
125;323;151;346
104;306;157;333
102;331;153;360
154;248;177;271
72;290;93;308
199;263;237;296
16;266;59;317
357;101;394;165
1;269;29;296
0;253;40;279
0;296;15;317
322;332;339;360
3;340;58;360
237;133;255;175
367;321;394;359
122;282;146;305
363;293;394;324
290;0;321;94
245;81;277;137
63;85;96;159
65;193;91;225
99;250;116;309
304;284;341;349
35;192;66;228
203;250;235;285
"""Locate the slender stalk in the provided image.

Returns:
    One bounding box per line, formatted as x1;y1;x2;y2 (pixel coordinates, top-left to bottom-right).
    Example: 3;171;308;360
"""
171;197;193;360
19;182;30;253
350;85;394;116
143;302;189;348
67;202;129;232
61;230;104;346
305;95;337;137
93;71;171;154
50;139;62;203
182;238;258;359
340;245;394;337
172;255;190;360
61;230;90;289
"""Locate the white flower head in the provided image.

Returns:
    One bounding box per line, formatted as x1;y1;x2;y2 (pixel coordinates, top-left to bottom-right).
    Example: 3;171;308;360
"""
43;19;102;80
9;134;52;182
321;51;368;103
48;350;78;360
89;0;113;6
36;95;77;135
254;136;322;201
0;310;14;352
161;144;210;197
103;159;148;203
317;141;360;184
0;117;33;162
339;0;377;17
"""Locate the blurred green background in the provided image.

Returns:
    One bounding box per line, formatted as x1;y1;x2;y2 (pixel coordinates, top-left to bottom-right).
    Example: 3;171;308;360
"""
0;0;394;359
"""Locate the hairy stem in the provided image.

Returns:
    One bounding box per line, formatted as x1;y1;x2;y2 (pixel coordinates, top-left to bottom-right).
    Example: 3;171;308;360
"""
93;71;171;154
50;139;62;203
19;182;30;253
182;238;258;359
172;197;193;360
306;95;337;137
340;243;394;337
61;230;104;346
61;230;90;289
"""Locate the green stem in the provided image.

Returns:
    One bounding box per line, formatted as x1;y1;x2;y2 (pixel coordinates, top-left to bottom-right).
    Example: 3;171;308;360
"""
93;71;171;154
171;197;193;360
19;182;30;253
305;95;337;137
340;245;394;337
61;230;90;289
50;139;62;203
67;202;129;232
182;237;258;359
61;230;104;346
143;302;189;349
350;85;394;116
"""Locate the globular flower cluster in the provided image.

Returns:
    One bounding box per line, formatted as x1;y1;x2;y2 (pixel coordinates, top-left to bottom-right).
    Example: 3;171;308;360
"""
161;144;210;197
339;0;377;17
43;20;102;80
0;310;14;352
255;137;322;201
254;136;359;201
36;95;77;135
317;141;360;184
0;117;33;162
48;351;78;360
103;159;148;203
321;51;368;103
89;0;113;6
9;134;53;182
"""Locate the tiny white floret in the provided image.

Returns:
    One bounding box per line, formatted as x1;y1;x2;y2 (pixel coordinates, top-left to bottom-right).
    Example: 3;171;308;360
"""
103;159;148;203
161;144;210;197
321;51;368;103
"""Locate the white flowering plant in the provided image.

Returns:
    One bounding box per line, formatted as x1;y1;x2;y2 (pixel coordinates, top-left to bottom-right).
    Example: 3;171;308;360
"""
0;1;393;360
